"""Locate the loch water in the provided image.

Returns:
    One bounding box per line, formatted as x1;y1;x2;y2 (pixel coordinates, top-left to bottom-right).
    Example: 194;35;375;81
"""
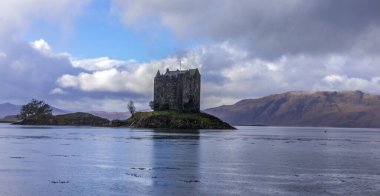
0;123;380;195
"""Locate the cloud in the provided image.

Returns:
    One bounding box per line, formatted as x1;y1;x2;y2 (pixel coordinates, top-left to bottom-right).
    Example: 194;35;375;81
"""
2;38;375;111
112;0;380;58
0;0;89;36
31;39;52;54
105;0;380;108
0;0;89;104
57;57;181;95
54;42;380;109
50;88;67;95
71;57;136;71
321;74;380;92
0;39;76;103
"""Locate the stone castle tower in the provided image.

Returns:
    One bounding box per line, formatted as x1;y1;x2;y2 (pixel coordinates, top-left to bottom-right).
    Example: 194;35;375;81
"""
154;68;201;112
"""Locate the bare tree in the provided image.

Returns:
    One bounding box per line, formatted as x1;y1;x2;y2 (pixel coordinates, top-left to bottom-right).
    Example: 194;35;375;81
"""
127;100;136;117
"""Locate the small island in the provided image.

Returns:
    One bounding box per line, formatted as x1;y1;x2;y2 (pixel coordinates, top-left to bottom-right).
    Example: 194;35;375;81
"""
15;69;234;130
13;99;111;127
112;110;234;129
16;112;110;127
126;68;234;129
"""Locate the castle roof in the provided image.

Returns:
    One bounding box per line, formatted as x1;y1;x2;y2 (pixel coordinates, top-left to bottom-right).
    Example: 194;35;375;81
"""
161;68;199;77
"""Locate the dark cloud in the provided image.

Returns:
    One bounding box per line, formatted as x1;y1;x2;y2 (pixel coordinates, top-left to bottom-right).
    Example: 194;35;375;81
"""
114;0;380;58
0;39;77;102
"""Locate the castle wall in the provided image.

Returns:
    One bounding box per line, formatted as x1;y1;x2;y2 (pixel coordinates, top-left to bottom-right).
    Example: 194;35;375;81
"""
181;72;200;112
154;69;200;112
154;76;179;110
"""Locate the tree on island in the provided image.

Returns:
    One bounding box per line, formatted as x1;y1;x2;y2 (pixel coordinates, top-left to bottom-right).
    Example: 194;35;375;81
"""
149;101;154;110
127;100;136;117
18;99;53;120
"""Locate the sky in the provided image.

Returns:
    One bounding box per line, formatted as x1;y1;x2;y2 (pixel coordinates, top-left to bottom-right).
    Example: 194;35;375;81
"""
0;0;380;112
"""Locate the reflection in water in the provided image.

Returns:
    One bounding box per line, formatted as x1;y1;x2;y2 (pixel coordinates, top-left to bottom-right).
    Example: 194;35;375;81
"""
150;130;200;195
1;124;380;195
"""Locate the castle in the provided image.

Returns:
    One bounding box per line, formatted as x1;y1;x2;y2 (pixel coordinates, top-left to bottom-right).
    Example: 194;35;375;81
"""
154;68;201;112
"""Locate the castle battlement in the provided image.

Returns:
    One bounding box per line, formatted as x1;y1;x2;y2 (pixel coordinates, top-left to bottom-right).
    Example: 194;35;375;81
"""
154;68;201;112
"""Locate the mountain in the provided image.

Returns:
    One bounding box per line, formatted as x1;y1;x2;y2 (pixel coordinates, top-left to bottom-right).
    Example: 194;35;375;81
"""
0;103;20;118
88;111;130;120
0;103;68;118
205;91;380;128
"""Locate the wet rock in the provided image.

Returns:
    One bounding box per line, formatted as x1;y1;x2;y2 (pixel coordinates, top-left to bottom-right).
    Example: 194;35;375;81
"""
50;180;69;184
182;180;200;183
126;173;142;178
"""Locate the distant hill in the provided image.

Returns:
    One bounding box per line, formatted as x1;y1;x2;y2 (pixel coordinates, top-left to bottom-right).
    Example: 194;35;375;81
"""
0;103;20;118
0;102;68;118
205;91;380;128
89;111;130;120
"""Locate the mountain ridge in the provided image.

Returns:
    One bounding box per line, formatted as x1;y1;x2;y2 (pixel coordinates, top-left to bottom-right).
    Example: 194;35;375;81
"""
205;91;380;128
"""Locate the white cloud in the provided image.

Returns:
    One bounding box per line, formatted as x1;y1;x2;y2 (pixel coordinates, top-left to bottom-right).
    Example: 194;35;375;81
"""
323;74;346;84
320;74;380;92
30;39;52;55
50;88;67;95
57;57;181;95
72;57;135;71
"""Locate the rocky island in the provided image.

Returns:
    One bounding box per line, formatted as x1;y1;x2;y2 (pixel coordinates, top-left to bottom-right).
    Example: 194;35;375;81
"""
135;68;234;129
112;110;234;129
